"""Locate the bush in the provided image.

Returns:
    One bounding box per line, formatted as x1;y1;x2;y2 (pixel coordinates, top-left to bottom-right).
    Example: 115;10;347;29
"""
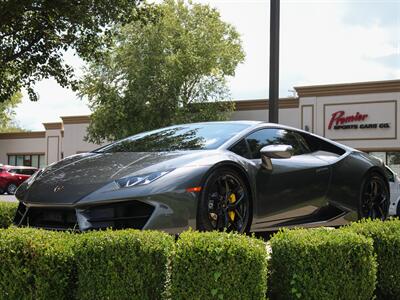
269;228;376;300
0;201;17;228
0;227;76;300
171;230;268;300
75;229;174;300
346;218;400;299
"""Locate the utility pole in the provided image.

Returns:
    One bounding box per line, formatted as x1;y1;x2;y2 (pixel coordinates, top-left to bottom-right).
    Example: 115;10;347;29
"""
269;0;280;123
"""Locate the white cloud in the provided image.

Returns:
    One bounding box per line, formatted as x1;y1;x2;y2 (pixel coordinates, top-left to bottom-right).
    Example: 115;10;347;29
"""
12;0;400;130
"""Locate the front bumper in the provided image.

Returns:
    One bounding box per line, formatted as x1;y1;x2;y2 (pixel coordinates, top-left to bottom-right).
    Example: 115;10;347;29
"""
14;192;198;234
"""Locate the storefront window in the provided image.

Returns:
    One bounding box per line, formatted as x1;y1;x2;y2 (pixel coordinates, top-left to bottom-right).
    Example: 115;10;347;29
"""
16;155;23;166
369;152;386;163
39;155;46;168
7;154;46;168
387;152;400;175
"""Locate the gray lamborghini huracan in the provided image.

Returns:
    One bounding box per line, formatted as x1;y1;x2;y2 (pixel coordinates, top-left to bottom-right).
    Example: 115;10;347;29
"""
14;121;389;234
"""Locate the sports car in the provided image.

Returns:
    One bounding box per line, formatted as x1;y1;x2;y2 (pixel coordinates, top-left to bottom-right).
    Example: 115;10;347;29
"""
14;121;390;234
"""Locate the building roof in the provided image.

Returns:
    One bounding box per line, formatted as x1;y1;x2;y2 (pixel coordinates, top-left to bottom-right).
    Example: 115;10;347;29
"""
295;79;400;97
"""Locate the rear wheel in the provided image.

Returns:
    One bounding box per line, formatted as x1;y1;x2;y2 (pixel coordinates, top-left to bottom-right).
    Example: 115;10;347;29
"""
359;173;389;220
197;168;251;233
6;183;17;195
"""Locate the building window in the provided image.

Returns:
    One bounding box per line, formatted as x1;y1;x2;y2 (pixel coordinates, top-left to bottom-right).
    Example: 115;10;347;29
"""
368;151;400;175
387;152;400;175
7;154;46;168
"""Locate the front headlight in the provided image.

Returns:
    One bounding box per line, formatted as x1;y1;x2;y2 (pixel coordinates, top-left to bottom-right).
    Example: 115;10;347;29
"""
115;169;173;188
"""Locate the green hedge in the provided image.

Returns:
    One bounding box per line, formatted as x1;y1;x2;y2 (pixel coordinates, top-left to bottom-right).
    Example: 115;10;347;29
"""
0;228;76;300
0;202;17;228
269;228;376;300
75;229;174;300
346;218;400;299
171;230;268;300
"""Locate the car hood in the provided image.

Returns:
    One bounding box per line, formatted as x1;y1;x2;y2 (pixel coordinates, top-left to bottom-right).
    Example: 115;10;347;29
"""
17;151;214;205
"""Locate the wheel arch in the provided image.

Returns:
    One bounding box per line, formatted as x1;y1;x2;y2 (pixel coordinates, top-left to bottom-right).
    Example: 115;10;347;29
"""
364;166;390;194
198;161;255;228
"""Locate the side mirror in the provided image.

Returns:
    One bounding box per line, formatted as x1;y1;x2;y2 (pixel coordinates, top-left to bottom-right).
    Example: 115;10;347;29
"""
260;145;293;170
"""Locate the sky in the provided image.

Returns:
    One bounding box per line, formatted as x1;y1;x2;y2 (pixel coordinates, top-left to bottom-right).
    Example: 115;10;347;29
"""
13;0;400;130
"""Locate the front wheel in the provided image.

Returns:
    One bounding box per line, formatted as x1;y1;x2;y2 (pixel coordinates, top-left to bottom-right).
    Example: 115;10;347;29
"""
359;173;390;220
197;168;251;233
6;183;18;195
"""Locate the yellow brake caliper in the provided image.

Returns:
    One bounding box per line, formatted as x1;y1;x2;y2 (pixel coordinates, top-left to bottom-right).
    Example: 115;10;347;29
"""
228;193;236;221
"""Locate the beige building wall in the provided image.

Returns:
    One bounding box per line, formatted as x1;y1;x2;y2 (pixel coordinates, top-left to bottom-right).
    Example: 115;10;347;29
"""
61;116;105;157
0;134;46;165
230;98;300;127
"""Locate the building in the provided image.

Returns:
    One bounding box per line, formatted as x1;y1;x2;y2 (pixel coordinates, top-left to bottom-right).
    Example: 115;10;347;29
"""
1;79;400;172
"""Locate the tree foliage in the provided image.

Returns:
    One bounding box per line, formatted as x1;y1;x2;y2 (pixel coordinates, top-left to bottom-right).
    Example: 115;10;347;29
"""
0;0;147;103
0;92;23;132
80;0;245;143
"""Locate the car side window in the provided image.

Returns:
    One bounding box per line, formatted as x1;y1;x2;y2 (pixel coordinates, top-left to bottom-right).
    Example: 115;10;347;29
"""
8;169;17;174
230;139;252;159
245;128;311;159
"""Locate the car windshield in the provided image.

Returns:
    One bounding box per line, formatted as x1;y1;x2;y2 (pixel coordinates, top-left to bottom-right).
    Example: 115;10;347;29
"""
95;123;250;153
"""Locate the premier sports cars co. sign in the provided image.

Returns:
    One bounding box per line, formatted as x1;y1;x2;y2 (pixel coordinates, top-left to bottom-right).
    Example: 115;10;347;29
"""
328;111;390;130
324;100;397;141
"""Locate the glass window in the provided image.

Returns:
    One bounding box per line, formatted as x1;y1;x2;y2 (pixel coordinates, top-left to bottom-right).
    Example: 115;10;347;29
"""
7;154;45;168
39;155;46;168
95;123;251;153
230;139;251;159
16;155;23;166
245;128;311;159
369;152;386;164
23;155;31;166
387;152;400;175
8;168;18;174
8;155;16;166
19;169;36;175
32;155;39;168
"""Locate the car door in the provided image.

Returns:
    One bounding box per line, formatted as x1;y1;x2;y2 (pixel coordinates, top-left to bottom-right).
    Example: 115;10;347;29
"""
13;169;30;185
240;128;331;229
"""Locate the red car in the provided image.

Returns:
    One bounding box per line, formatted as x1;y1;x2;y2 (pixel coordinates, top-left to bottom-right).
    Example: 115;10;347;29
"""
0;165;38;195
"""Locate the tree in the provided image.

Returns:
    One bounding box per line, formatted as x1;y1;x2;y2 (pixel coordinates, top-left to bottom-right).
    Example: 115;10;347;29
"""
0;92;23;132
81;0;245;143
0;0;148;103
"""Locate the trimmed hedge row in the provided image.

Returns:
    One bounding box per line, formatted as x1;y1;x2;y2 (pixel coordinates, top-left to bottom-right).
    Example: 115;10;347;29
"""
0;201;17;228
346;218;400;299
171;230;268;300
1;203;400;300
75;230;174;300
0;228;75;300
0;228;174;300
269;228;377;300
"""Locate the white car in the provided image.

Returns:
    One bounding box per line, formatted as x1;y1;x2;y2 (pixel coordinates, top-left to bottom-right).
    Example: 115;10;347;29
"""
386;166;400;216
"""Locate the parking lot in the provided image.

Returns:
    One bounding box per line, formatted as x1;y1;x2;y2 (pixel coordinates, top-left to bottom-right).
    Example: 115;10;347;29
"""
0;195;17;203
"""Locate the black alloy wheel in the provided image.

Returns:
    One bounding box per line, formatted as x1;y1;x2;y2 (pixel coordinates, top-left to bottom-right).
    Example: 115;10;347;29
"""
197;168;250;233
6;183;17;195
360;174;389;220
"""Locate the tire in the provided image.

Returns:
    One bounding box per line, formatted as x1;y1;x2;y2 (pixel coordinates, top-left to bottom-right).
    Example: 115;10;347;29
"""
6;183;18;195
359;173;390;220
197;167;251;233
0;188;4;195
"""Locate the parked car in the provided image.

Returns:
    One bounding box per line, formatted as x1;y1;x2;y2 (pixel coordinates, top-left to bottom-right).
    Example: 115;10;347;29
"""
14;121;390;233
386;166;400;216
0;166;38;195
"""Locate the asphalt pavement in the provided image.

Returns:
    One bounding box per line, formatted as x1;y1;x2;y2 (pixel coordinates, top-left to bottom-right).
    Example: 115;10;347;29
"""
0;195;17;202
